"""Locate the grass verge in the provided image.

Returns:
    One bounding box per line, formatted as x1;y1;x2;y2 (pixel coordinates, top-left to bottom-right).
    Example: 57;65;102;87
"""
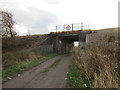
69;64;90;88
2;53;58;80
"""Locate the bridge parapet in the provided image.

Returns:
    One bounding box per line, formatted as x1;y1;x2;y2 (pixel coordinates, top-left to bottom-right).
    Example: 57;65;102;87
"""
51;22;90;33
50;29;91;35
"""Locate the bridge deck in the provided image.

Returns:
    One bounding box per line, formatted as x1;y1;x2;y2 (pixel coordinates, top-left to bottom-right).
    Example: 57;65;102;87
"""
50;29;91;35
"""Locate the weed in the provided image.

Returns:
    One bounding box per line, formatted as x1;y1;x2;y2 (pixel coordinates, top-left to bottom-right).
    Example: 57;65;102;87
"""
69;64;90;88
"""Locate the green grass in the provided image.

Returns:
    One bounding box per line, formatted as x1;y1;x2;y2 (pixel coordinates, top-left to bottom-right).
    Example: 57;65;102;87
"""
69;64;90;88
2;53;59;80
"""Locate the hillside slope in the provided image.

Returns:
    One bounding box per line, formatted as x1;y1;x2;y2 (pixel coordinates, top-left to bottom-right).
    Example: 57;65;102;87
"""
2;34;49;69
71;27;119;88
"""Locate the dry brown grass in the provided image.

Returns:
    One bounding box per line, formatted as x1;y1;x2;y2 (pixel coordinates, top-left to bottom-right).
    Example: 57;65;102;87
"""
2;34;48;69
72;28;119;88
2;34;47;53
2;50;43;69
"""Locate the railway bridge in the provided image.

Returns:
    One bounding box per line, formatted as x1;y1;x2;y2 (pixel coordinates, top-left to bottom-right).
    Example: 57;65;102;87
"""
50;30;91;53
38;23;91;53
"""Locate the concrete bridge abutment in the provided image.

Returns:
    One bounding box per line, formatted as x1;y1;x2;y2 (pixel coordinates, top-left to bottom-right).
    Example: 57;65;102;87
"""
50;30;91;54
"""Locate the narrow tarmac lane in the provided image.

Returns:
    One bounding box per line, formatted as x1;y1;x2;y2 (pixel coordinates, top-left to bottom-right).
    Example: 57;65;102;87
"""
3;55;72;88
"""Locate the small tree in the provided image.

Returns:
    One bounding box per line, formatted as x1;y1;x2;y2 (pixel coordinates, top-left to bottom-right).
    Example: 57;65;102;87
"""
0;10;17;38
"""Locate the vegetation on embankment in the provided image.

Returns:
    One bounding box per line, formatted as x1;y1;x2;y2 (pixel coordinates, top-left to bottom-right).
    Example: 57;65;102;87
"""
2;34;48;69
2;53;58;80
69;64;90;88
2;35;48;53
2;34;58;81
71;28;119;88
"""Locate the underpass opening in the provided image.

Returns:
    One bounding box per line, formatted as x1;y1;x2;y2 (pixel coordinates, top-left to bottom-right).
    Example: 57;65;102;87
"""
51;29;91;54
74;41;79;47
58;35;80;54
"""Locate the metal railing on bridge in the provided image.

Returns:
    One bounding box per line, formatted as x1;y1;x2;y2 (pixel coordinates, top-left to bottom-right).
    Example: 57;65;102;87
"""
50;22;90;33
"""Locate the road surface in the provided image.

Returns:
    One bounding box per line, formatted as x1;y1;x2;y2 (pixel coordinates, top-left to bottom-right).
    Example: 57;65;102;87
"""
3;55;72;88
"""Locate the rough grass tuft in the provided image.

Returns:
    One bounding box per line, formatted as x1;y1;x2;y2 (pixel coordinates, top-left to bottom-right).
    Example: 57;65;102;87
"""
72;28;119;88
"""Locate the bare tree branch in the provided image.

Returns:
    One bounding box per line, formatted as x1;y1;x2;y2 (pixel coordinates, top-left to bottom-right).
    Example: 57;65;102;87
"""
0;10;17;38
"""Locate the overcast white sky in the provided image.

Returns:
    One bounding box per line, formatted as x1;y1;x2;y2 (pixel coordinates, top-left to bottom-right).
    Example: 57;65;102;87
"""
0;0;119;35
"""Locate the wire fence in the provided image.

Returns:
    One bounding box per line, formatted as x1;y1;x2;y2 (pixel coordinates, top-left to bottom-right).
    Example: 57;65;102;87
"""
31;45;53;54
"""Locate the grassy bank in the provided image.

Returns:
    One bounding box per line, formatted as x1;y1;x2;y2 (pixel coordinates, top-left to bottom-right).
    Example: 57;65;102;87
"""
72;28;119;88
2;34;48;69
69;64;90;88
2;53;58;80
